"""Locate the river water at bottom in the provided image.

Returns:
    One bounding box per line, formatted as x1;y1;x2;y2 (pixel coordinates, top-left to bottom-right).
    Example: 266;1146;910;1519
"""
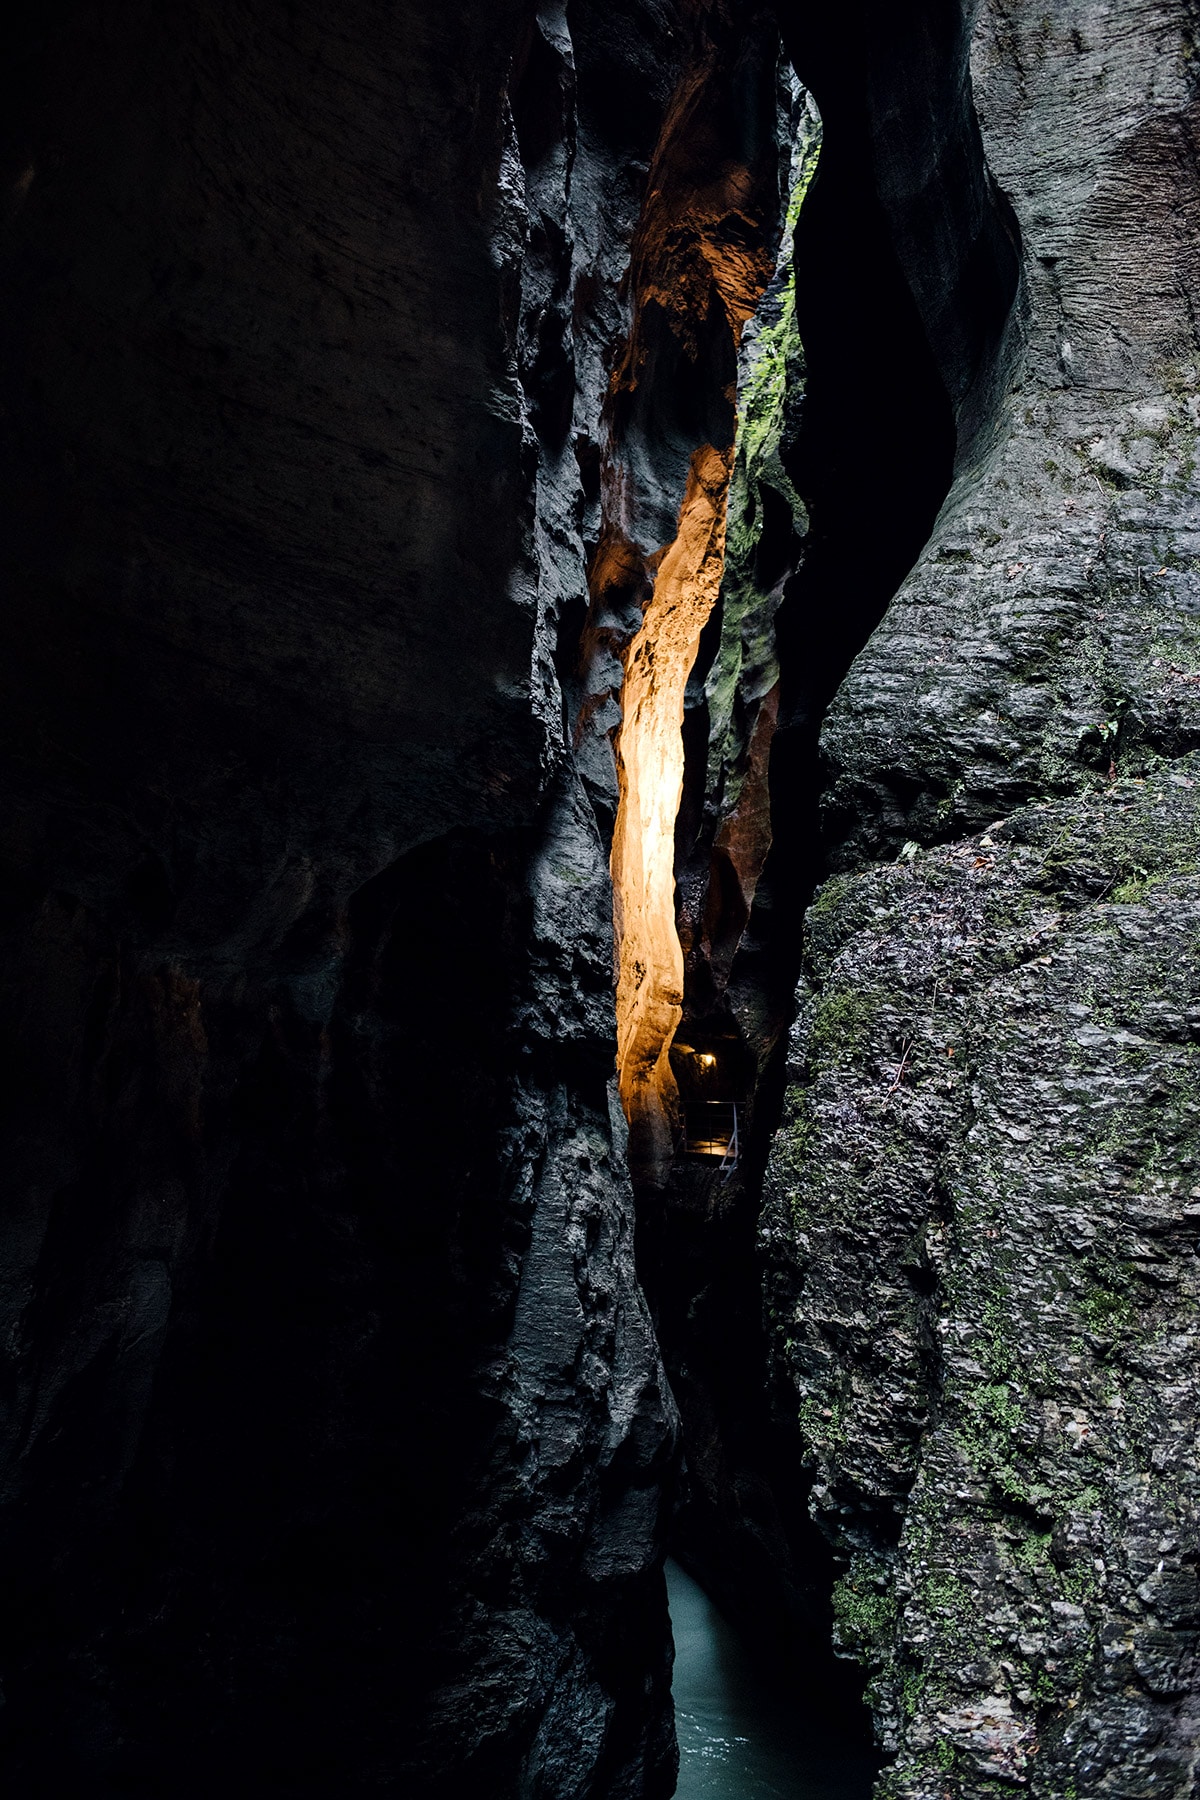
667;1559;879;1800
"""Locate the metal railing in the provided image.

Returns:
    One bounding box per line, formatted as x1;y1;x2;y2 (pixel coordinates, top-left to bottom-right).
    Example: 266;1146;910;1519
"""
683;1101;739;1177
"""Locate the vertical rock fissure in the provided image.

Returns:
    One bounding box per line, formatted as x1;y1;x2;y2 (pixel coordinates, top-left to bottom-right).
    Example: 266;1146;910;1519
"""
637;3;1023;1768
581;6;795;1195
607;81;820;1193
612;442;734;1184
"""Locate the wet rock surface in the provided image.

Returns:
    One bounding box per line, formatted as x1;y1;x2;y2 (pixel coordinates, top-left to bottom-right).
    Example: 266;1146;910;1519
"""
766;774;1200;1795
765;0;1200;1793
645;0;1019;1728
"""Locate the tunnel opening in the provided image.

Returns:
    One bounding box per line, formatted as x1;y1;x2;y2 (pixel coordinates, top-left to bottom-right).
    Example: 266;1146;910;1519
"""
670;1029;751;1164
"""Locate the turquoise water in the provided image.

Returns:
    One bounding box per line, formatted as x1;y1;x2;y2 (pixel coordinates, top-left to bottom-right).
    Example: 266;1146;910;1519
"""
667;1560;878;1800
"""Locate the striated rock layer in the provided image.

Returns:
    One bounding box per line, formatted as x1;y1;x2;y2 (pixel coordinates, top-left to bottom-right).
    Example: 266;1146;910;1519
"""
764;0;1200;1794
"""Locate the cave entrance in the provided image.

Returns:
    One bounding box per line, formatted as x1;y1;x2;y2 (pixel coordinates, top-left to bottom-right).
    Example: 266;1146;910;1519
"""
670;1032;750;1166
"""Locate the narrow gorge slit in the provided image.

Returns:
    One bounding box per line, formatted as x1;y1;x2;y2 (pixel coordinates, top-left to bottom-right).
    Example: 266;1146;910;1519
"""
588;31;935;1793
611;444;733;1187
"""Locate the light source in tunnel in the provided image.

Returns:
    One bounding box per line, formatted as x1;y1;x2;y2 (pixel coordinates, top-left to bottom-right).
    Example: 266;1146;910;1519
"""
671;1037;743;1168
611;443;733;1185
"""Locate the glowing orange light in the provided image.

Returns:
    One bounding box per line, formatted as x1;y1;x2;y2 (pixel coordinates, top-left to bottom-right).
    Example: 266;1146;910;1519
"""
611;444;733;1182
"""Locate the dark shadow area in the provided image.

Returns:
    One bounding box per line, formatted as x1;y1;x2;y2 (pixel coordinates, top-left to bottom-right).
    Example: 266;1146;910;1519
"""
655;1153;879;1738
0;831;540;1797
762;0;1023;950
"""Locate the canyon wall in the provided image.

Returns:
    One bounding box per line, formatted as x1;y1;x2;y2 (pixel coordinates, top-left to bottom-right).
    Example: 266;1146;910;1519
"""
4;0;1198;1795
0;2;789;1791
764;0;1200;1793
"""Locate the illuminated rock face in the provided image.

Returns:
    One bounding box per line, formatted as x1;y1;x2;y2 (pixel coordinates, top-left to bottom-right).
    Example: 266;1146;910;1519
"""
588;21;794;1189
607;88;818;1190
612;444;733;1180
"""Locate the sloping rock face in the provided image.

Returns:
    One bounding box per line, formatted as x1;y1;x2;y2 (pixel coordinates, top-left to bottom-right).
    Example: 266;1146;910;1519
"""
764;1;1200;1794
0;3;786;1793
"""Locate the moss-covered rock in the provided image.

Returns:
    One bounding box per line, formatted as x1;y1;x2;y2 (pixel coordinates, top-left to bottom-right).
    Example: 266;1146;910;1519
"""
764;763;1200;1797
698;92;820;835
763;3;1200;1792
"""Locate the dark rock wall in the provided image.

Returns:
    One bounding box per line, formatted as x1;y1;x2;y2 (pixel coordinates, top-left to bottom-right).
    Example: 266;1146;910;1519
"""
764;0;1200;1794
0;3;777;1792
